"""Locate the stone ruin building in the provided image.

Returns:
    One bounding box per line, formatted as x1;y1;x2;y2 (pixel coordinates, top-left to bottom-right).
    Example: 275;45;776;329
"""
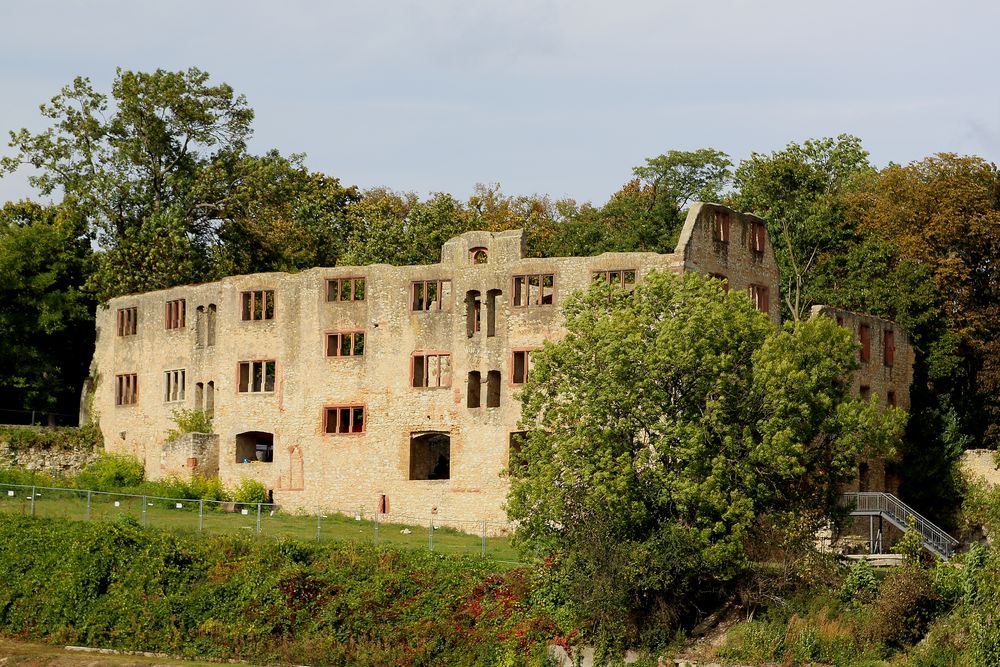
83;203;913;527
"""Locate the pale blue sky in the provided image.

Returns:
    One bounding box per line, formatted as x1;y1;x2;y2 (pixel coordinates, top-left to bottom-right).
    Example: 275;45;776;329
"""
2;0;998;206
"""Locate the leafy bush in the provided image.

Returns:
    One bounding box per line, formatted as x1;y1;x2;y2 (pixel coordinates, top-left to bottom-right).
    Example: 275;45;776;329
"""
840;558;879;604
866;565;940;648
0;514;559;665
164;409;213;442
74;453;145;491
0;466;61;487
232;478;267;504
0;422;102;451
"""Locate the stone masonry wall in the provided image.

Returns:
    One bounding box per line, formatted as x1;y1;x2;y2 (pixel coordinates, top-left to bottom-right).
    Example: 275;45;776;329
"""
85;204;800;528
0;442;102;476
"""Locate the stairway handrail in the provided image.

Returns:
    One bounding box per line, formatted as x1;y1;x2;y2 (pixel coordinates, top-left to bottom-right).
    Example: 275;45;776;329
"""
840;491;957;557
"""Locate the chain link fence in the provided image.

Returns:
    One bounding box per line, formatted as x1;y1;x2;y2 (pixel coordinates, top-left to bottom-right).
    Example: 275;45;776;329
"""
0;482;520;562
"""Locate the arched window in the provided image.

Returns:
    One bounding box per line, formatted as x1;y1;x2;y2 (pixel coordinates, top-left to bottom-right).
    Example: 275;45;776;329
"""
470;247;488;264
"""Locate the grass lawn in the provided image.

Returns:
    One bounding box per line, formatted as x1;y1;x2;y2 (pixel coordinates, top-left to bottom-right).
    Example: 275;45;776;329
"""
0;484;521;562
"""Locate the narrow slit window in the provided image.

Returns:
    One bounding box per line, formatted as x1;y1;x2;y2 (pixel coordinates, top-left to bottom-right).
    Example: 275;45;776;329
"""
324;405;366;434
747;284;769;314
715;212;730;243
883;330;895;367
486;289;500;337
859;324;871;363
487;370;501;407
750;221;767;254
512;350;532;384
466;290;481;338
467;371;481;408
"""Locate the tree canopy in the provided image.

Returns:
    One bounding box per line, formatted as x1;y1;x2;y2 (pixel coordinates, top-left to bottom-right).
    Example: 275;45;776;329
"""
507;272;903;646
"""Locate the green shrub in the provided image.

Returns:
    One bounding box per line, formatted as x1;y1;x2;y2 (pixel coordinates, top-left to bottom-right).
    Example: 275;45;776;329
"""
232;478;267;504
74;453;145;491
164;409;213;442
0;422;102;451
866;565;940;648
0;466;61;487
840;558;879;604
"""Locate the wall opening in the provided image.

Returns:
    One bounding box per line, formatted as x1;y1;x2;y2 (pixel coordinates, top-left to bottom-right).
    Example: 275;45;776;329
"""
486;289;501;337
195;382;204;410
466;290;481;338
205;381;215;418
858;462;870;492
467;371;481;408
409;432;451;480
487;370;501;407
207;304;217;346
195;306;206;348
236;431;273;463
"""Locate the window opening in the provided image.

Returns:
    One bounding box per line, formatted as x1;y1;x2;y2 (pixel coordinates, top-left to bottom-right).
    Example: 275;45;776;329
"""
860;385;871;402
195;306;206;348
592;270;638;290
115;373;138;406
715;212;730;243
467;371;481;408
195;382;204;410
164;369;186;402
858;462;870;492
205;381;215;418
165;299;186;329
236;431;273;463
750;221;767;253
466;290;481;337
486;289;501;337
324;405;366;434
512;350;533;384
747;284;769;314
487;370;501;407
207;304;216;346
326;331;365;357
513;273;555;307
409;432;451;480
709;273;729;292
238;360;276;393
470;247;488;264
412;353;452;388
117;307;137;336
509;431;528;469
241;290;274;321
887;390;897;408
411;279;452;311
326;277;365;302
859;324;871;363
883;330;895;367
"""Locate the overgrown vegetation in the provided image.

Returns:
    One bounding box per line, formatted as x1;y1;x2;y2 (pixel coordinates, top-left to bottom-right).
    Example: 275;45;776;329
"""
0;422;102;451
0;514;558;666
164;408;213;442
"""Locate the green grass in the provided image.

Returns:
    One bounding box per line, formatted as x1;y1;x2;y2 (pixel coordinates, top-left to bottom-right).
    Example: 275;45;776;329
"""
0;483;520;562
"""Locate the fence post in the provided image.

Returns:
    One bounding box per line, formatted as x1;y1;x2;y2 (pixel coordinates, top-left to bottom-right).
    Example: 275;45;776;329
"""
316;508;321;543
256;503;262;536
86;491;92;521
481;519;486;557
30;486;35;517
141;495;147;527
374;510;379;546
428;516;434;552
198;500;204;532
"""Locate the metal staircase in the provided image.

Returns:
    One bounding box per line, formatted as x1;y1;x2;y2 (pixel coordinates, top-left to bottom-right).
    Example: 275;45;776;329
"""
841;492;959;559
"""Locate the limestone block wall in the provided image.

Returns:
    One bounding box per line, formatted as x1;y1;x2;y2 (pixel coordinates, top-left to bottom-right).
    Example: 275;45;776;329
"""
160;433;219;480
86;204;835;528
962;450;1000;486
0;442;101;476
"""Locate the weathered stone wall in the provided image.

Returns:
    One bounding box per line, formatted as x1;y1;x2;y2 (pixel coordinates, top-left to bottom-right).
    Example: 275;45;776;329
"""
85;204;834;527
962;449;1000;486
0;442;101;476
160;433;219;479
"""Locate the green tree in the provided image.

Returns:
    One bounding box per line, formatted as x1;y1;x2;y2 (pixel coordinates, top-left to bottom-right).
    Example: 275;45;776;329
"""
507;272;903;648
733;135;873;321
0;201;94;418
2;68;254;300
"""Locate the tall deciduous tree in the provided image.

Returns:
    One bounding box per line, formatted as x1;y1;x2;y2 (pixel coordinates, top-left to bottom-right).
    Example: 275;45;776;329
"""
508;272;902;648
733;135;873;321
0;202;94;418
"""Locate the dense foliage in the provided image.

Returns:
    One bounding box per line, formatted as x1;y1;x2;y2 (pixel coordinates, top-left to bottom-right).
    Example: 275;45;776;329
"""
507;272;904;651
0;514;557;666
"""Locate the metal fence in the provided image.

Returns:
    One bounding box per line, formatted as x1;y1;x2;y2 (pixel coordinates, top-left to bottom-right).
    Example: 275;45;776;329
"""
0;482;520;562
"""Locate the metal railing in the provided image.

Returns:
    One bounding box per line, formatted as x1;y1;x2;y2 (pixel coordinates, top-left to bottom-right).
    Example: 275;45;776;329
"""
841;491;958;559
0;482;519;562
